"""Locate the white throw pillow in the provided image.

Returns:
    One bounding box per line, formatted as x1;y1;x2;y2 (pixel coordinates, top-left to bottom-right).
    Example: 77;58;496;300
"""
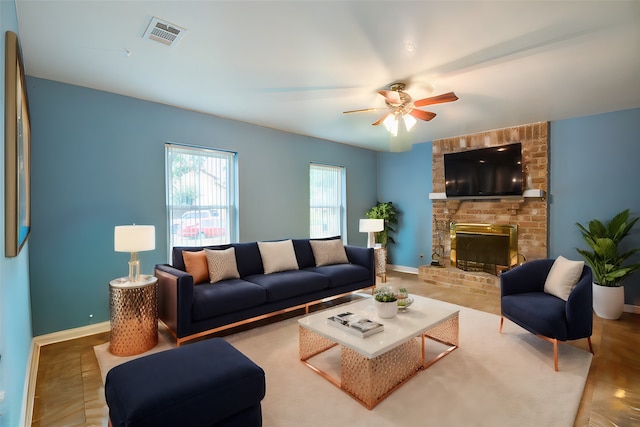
258;240;299;274
310;239;349;266
543;256;584;301
204;247;240;284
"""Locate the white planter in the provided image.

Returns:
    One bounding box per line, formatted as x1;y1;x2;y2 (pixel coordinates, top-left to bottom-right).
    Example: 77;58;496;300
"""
592;283;625;320
376;301;398;319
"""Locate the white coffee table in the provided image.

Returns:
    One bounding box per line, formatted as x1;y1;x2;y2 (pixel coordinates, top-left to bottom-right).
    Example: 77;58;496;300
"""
298;295;459;409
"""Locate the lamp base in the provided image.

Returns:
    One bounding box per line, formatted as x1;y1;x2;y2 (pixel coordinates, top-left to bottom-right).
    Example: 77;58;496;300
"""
128;252;141;282
367;232;376;249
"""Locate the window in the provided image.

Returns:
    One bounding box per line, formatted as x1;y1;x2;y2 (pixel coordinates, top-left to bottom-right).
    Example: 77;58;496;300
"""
310;163;345;239
166;144;237;253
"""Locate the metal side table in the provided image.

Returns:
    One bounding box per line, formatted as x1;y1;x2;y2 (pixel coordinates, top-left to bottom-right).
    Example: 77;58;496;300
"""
109;275;158;356
374;247;387;283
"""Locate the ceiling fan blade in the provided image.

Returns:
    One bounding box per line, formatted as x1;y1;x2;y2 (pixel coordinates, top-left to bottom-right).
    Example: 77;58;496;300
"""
372;111;392;126
413;92;458;107
410;109;436;121
378;90;401;105
343;108;385;114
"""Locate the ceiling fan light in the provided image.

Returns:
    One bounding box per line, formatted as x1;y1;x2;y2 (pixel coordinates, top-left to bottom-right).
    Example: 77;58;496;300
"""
383;114;398;135
403;114;417;131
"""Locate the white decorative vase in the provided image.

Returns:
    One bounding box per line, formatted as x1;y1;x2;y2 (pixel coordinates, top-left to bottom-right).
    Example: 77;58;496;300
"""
376;301;398;319
592;283;625;320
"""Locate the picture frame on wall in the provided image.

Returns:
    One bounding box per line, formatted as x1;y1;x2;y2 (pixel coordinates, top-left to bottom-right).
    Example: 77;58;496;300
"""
5;31;31;257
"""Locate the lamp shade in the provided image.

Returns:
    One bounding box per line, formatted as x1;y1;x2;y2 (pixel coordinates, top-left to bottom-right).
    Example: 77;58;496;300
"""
114;225;156;252
359;219;384;233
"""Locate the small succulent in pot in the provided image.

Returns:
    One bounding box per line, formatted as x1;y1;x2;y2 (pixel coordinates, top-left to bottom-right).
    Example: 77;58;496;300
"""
396;287;409;300
374;286;398;302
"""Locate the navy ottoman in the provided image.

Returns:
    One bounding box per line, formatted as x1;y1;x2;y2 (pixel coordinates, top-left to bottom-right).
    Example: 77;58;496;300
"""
105;338;265;427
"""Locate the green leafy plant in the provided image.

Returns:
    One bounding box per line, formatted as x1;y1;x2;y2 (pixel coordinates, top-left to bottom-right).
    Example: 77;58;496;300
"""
374;286;397;302
576;209;640;287
365;201;399;247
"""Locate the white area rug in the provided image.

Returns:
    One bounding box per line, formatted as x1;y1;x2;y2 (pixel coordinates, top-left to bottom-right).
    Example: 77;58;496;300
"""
95;299;592;427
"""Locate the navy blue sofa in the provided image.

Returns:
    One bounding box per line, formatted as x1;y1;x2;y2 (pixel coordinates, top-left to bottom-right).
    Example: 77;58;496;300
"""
155;238;375;345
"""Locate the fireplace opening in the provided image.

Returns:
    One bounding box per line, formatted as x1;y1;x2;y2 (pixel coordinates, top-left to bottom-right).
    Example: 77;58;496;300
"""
450;223;518;275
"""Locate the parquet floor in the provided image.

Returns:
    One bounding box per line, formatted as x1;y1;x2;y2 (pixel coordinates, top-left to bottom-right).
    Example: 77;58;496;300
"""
32;272;640;426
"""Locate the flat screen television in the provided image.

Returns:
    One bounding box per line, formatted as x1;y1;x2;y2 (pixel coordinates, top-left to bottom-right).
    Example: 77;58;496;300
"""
444;143;523;197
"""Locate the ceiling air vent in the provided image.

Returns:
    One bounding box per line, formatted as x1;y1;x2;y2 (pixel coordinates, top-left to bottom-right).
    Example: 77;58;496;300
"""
143;17;186;47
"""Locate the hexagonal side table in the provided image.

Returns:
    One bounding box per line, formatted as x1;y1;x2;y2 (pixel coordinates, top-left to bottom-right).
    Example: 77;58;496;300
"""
109;275;158;356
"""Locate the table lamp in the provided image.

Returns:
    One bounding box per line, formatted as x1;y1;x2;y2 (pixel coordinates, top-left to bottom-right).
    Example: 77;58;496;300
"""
359;219;384;248
114;225;156;282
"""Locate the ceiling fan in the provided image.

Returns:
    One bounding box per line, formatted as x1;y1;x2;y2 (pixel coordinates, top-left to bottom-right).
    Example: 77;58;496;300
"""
343;82;458;128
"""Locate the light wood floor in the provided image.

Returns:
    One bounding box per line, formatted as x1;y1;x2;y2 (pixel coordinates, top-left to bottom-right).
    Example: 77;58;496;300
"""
32;272;640;426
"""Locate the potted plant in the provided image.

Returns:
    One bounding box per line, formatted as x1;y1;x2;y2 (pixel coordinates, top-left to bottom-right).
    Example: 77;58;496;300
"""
374;286;398;319
365;201;398;248
576;209;640;319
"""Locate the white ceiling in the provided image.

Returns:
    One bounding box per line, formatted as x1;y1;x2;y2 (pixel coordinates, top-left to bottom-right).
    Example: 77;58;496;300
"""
15;1;640;152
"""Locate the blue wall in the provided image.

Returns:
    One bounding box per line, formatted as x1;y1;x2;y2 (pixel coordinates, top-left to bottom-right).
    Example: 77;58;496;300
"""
26;77;378;336
1;1;34;425
549;108;640;306
377;142;433;268
377;108;640;306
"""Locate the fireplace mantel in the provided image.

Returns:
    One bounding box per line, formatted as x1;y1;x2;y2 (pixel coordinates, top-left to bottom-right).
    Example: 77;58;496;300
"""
428;189;545;200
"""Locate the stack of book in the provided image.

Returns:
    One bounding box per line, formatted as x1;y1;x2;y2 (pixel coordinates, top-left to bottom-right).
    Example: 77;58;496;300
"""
327;312;384;338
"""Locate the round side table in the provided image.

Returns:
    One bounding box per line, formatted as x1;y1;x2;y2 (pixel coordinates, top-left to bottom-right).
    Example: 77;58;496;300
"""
109;275;158;356
374;247;387;283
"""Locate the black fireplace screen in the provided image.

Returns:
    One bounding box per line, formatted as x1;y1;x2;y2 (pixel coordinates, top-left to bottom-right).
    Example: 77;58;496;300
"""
455;232;510;275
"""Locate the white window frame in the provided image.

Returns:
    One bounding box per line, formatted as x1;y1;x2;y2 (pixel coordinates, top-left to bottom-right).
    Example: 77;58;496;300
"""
165;144;238;258
309;163;346;239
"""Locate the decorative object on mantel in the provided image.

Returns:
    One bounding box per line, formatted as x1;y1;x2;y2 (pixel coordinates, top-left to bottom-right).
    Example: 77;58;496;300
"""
359;218;384;248
114;225;156;282
576;209;640;320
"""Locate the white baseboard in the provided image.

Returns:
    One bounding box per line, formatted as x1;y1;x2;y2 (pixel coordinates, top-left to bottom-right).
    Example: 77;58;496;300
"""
32;321;110;347
387;264;418;275
21;341;37;427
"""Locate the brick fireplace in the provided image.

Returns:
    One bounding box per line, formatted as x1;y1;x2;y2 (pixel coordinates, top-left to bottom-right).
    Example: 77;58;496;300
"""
418;122;549;294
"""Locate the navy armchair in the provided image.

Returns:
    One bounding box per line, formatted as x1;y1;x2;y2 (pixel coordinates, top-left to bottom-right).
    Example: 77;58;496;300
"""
499;258;594;371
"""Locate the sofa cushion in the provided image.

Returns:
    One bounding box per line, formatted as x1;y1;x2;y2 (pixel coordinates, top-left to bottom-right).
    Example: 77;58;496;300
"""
258;240;299;274
192;279;267;321
502;292;569;340
293;236;341;269
305;264;371;288
244;270;329;302
544;256;584;301
204;247;240;284
182;250;209;284
310;239;349;266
